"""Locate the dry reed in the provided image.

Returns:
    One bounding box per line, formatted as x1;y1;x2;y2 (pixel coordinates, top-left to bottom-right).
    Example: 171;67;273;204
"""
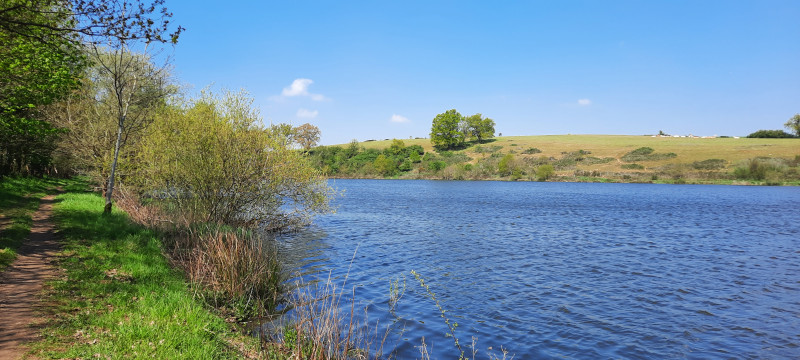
115;189;284;318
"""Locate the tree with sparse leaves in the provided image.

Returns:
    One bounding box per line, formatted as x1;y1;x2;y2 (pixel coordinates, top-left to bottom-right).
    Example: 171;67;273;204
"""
785;114;800;137
68;0;184;214
0;0;183;47
89;47;172;214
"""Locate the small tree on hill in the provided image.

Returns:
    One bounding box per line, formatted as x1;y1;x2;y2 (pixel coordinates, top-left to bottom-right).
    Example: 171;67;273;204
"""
430;109;465;150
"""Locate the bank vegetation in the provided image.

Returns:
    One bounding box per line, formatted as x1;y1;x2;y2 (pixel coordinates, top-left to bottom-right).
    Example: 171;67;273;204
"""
310;135;800;186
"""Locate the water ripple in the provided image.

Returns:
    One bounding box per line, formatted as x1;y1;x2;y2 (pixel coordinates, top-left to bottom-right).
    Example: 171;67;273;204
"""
270;180;800;359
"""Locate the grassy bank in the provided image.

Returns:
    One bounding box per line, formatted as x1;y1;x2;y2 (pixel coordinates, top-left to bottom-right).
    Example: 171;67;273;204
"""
0;177;66;270
32;187;258;359
312;135;800;185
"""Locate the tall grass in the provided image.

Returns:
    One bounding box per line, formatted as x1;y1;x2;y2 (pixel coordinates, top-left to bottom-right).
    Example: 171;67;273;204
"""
262;274;392;360
174;228;284;319
115;189;284;319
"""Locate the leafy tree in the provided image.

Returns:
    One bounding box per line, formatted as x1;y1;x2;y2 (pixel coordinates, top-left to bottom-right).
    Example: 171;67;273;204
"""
430;109;465;150
0;0;183;177
785;114;800;137
135;89;332;229
0;1;85;176
295;123;321;150
465;113;496;143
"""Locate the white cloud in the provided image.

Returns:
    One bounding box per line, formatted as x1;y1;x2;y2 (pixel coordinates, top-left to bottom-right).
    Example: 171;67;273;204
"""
578;99;592;106
276;78;329;101
390;114;410;123
283;79;313;97
296;108;318;119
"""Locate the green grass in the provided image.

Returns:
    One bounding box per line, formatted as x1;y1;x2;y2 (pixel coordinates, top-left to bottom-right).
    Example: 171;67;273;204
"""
0;176;68;270
34;190;253;359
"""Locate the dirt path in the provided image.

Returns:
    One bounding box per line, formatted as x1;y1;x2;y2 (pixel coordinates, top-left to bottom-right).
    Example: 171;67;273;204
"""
0;195;60;359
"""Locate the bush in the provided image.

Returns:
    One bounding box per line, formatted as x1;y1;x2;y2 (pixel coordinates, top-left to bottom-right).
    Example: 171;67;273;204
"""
405;144;424;156
536;164;555;181
621;147;677;162
746;129;797;138
472;145;502;154
427;160;446;172
409;151;422;163
398;159;412;172
621;163;644;170
438;151;472;165
348;148;381;167
498;154;515;176
135;89;332;229
373;154;396;176
627;147;654;156
733;158;788;180
522;147;542;154
692;159;727;170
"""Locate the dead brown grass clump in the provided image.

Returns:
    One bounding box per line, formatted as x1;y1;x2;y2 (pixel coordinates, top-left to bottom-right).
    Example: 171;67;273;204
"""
115;189;283;318
175;228;283;318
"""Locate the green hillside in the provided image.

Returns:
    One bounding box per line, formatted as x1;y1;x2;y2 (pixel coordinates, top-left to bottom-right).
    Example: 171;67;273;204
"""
310;135;800;185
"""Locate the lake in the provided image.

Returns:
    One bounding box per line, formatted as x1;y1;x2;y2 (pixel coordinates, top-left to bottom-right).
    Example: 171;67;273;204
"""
272;179;800;359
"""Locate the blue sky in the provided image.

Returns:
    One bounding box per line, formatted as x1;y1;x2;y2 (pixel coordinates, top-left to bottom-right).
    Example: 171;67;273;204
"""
164;0;799;145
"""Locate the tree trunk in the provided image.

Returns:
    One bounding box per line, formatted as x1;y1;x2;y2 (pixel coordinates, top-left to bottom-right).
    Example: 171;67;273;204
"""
104;118;124;214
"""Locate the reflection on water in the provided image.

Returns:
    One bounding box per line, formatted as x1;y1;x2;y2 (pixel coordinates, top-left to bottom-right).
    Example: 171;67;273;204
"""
269;180;800;359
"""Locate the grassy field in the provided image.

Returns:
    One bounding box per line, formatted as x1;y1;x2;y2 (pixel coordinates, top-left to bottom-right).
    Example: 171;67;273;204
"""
360;135;799;165
348;135;800;183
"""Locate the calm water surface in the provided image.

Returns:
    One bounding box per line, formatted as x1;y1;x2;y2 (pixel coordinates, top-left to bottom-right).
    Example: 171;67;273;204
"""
272;180;800;359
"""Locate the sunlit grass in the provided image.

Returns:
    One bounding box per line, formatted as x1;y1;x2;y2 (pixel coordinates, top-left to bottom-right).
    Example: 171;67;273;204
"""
34;191;253;359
